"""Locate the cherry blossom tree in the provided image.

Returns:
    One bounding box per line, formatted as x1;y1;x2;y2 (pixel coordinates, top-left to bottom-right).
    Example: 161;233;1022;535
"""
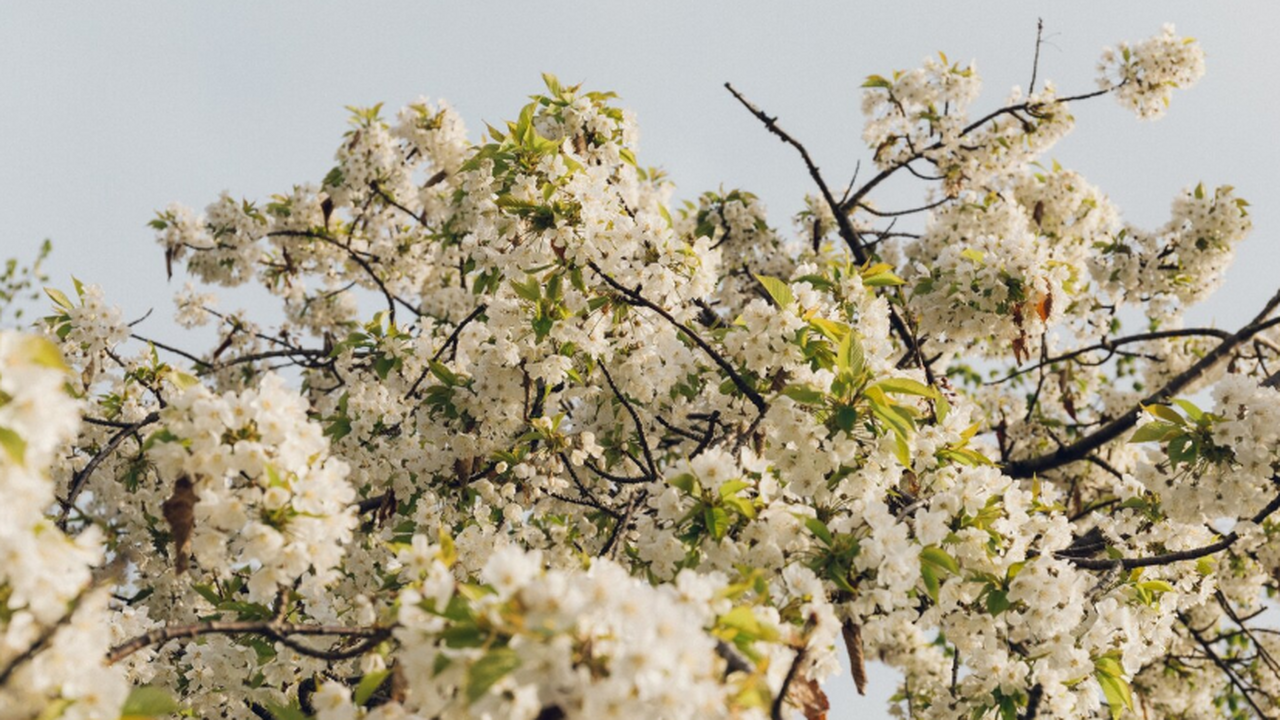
3;22;1276;720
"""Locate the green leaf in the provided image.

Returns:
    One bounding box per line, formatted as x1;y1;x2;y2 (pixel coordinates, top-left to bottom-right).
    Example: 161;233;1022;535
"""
1143;404;1185;425
754;274;794;308
808;317;847;343
18;336;66;370
192;583;222;606
1096;671;1133;719
862;271;906;287
705;505;731;540
723;494;756;519
920;545;960;575
1136;580;1174;594
1167;435;1197;467
921;564;940;602
263;701;309;720
805;517;834;547
870;401;911;441
837;331;866;379
1170;398;1204;422
1129;422;1178;444
986;589;1011;616
467;647;521;704
718;606;778;642
862;74;893;89
0;427;26;465
373;354;397;380
509;277;541;303
834;405;859;432
44;286;73;310
164;368;201;391
668;473;698;495
429;361;459;386
894;432;911;466
541;72;562;96
997;692;1018;720
781;384;825;406
873;377;938;399
960;248;986;264
355;669;391;705
121;686;182;718
35;700;73;720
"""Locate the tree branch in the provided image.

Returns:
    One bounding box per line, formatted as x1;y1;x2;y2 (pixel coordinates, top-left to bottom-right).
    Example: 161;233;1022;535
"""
589;262;766;413
1007;288;1280;478
108;621;391;665
1064;481;1280;570
723;82;933;383
60;411;161;523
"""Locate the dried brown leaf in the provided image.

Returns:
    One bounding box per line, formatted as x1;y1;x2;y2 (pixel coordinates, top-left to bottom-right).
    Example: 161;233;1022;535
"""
787;676;830;720
842;619;867;696
162;475;198;574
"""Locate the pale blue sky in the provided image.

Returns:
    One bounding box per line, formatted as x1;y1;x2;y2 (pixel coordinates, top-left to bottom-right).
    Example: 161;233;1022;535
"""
3;2;1278;715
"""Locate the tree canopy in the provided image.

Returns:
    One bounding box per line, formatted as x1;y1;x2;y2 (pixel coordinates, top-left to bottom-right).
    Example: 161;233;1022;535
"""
3;22;1277;720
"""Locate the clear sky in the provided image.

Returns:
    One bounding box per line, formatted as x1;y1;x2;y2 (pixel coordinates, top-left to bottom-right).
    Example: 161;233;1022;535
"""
3;2;1278;715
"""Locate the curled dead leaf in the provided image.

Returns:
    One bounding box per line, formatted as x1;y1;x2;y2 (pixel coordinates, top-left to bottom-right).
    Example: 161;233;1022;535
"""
842;619;867;696
1036;291;1053;323
787;675;830;720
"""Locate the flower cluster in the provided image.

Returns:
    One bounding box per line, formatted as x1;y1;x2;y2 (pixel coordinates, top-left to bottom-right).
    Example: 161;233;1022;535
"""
1134;375;1280;524
388;542;755;720
860;53;981;170
147;374;358;602
1099;24;1206;120
0;333;128;719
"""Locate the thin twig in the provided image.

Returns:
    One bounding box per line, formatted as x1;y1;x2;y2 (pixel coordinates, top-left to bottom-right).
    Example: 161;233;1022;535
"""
1029;19;1045;95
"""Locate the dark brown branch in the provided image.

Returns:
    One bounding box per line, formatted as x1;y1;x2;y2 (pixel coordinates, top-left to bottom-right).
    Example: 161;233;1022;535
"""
771;644;809;720
107;621;391;665
988;327;1238;386
853;197;950;218
598;362;658;481
555;452;622;519
723;83;934;385
60;411;162;521
371;181;430;230
1007;289;1280;478
133;334;212;369
267;230;401;324
1180;613;1273;719
405;303;488;399
589;262;766;413
583;459;650;485
211;347;330;371
1065;483;1280;570
0;586;89;684
839;84;1118;218
723;83;845;252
